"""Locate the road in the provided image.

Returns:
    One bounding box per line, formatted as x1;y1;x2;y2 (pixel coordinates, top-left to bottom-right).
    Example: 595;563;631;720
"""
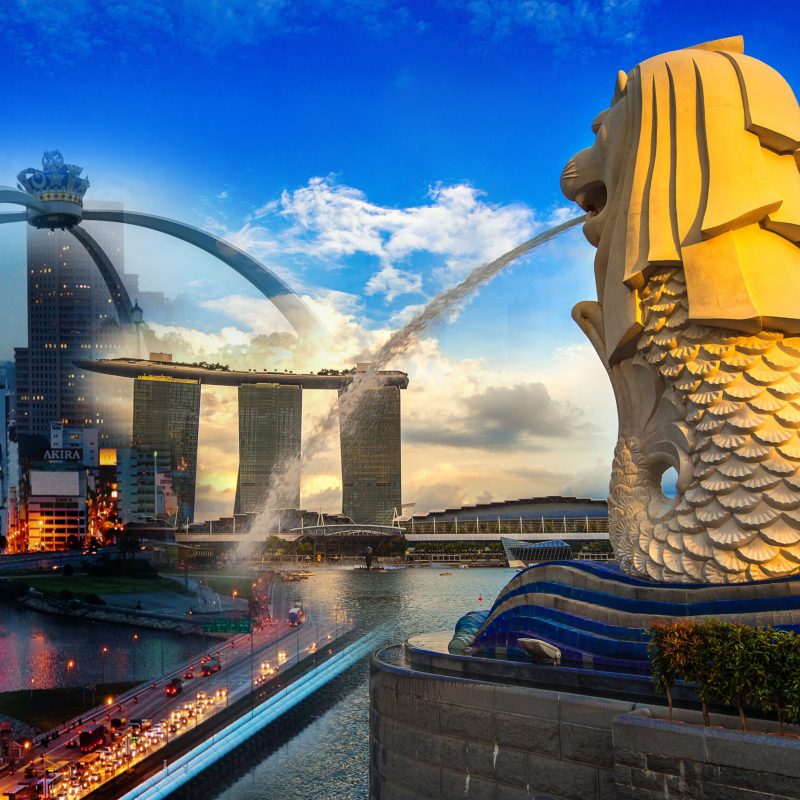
0;611;345;800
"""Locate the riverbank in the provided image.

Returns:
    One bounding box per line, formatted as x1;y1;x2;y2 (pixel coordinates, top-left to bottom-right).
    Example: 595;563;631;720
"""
0;683;137;734
9;591;217;635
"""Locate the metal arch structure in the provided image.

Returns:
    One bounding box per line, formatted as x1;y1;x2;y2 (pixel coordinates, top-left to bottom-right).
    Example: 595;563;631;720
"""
0;209;138;327
0;185;322;339
68;225;135;324
80;208;320;339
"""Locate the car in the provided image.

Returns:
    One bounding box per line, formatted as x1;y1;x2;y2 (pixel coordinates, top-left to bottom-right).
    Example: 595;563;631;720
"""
183;670;194;679
165;678;183;696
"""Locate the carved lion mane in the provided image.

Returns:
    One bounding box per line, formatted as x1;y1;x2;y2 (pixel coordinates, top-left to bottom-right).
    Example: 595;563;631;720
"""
562;35;800;366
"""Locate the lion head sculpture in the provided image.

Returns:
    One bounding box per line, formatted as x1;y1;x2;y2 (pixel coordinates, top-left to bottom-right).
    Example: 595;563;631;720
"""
561;38;800;583
562;35;800;366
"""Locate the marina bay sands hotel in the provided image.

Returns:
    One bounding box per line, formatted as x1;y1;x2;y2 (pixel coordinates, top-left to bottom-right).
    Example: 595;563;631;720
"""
76;355;408;526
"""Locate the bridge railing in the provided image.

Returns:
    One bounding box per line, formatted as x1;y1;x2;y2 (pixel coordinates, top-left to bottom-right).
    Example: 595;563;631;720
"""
406;516;609;537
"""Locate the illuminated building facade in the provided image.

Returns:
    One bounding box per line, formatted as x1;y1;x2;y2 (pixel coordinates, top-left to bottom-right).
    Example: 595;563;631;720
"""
339;385;402;525
235;383;302;514
132;376;200;523
26;469;88;550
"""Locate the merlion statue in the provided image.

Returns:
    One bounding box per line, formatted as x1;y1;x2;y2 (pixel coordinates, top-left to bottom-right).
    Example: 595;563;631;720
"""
561;36;800;583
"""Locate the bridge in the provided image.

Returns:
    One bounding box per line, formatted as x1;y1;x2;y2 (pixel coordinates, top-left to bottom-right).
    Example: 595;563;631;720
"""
0;610;373;800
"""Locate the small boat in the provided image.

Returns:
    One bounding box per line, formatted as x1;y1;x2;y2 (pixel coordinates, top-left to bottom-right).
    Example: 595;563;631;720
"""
439;572;453;577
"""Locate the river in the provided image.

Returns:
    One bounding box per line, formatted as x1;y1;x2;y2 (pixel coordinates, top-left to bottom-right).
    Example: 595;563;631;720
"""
0;604;207;691
214;566;513;800
1;566;513;798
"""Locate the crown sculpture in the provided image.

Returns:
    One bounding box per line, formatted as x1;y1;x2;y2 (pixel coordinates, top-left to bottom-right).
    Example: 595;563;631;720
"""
17;150;90;229
561;36;800;583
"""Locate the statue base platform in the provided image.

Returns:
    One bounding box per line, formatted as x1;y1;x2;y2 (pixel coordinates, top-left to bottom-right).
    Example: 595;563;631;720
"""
450;561;800;673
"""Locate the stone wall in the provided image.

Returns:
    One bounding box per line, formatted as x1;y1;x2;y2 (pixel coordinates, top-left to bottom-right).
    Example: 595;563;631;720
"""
371;645;631;799
613;713;800;800
371;646;800;800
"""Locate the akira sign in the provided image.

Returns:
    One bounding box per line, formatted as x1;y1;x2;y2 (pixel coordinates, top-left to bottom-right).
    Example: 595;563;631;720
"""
43;448;83;462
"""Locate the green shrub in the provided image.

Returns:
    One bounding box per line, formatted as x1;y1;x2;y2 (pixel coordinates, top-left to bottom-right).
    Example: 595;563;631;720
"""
648;620;800;730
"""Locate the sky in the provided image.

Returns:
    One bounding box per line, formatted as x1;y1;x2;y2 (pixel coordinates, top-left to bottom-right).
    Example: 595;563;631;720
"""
0;0;796;520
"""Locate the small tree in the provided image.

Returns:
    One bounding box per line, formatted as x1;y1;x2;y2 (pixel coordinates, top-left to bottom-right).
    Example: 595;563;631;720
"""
753;628;800;731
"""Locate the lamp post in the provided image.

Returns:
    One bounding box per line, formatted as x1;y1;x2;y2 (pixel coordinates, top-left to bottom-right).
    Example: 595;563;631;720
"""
101;646;108;684
132;634;139;681
66;659;74;686
153;451;159;521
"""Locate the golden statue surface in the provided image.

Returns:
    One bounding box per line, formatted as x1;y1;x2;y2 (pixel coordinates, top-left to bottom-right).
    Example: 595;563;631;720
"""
562;36;800;582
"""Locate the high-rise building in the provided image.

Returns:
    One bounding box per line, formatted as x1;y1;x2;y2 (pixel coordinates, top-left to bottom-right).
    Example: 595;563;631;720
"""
0;363;16;537
116;447;177;524
14;215;133;448
132;376;201;523
49;422;99;467
339;385;401;525
234;383;302;514
26;469;88;550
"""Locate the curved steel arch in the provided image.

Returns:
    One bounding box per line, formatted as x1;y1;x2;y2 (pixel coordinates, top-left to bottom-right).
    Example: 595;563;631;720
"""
0;187;44;212
68;225;135;324
82;208;321;339
0;211;136;326
0;185;322;340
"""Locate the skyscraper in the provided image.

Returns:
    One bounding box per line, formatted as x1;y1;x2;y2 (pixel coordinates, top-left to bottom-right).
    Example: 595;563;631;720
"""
339;384;401;524
234;383;302;514
14;216;133;447
116;447;177;524
132;376;201;524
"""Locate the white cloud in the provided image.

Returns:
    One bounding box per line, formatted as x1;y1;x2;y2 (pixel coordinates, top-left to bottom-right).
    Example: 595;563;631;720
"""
131;176;613;521
270;178;542;299
365;264;423;302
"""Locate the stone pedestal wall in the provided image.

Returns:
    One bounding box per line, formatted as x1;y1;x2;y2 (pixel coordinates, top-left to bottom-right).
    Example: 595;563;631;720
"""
371;645;629;800
614;714;800;799
370;645;800;800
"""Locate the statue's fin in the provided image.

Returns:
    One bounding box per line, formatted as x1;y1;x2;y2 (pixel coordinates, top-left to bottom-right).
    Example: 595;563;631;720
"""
690;35;744;53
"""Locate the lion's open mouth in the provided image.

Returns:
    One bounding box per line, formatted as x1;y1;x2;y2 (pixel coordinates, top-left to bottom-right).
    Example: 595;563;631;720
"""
574;180;607;218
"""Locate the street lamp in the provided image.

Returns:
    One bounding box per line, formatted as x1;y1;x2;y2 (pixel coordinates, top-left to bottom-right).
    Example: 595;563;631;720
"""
132;634;139;681
101;646;109;684
153;450;160;522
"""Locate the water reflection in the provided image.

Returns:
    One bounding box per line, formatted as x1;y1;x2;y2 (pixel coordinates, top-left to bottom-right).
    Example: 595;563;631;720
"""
214;567;513;800
0;604;205;691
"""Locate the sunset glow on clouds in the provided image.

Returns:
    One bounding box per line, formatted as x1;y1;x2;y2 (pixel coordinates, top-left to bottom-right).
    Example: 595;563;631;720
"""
0;1;794;520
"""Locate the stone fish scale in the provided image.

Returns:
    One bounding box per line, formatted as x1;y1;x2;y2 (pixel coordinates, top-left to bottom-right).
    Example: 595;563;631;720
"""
611;268;800;583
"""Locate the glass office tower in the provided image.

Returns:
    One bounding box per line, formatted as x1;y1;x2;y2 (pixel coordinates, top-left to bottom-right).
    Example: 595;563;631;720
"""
339;385;401;525
132;376;201;524
234;383;302;514
15;219;132;447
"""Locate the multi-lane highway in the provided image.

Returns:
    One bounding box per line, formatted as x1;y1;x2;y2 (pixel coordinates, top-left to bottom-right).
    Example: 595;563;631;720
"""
1;613;346;800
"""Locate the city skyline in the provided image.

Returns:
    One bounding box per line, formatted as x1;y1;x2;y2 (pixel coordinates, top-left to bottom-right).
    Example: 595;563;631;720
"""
0;3;796;520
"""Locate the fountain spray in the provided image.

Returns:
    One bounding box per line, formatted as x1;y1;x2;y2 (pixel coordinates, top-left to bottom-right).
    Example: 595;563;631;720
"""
239;215;585;551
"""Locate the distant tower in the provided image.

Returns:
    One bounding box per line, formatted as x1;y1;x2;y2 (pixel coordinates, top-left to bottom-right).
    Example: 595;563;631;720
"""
132;376;201;524
14;213;132;447
235;383;302;514
339;384;401;525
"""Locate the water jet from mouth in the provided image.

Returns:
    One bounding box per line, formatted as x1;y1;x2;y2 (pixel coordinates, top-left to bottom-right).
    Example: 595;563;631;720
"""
238;214;586;551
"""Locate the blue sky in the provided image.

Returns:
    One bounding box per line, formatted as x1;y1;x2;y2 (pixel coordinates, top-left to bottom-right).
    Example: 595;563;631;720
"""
0;1;796;518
